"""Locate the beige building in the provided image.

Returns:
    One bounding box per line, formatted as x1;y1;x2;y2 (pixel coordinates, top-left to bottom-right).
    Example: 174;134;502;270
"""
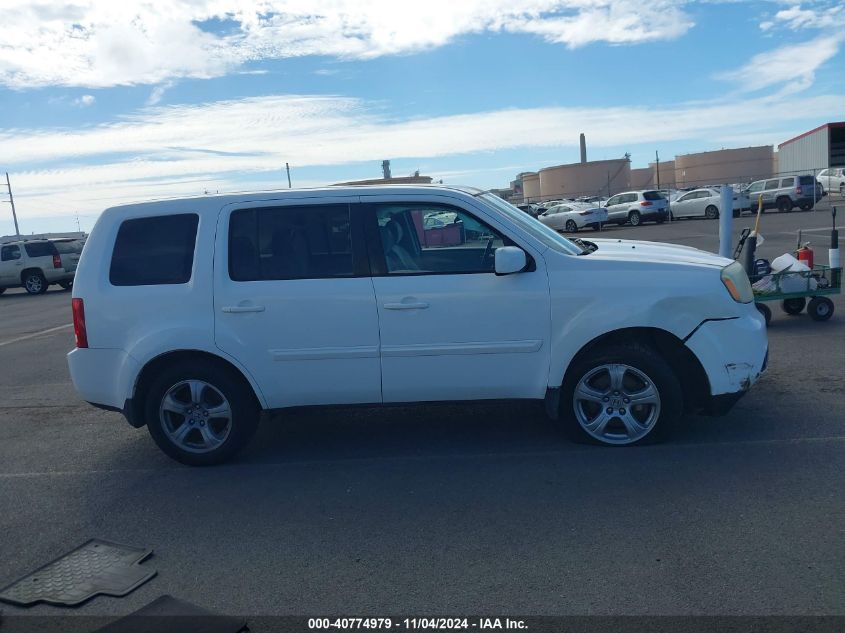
534;158;630;201
674;146;773;188
521;172;540;201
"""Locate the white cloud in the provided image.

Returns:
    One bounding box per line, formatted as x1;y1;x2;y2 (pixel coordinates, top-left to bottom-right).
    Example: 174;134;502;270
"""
146;82;174;105
715;34;843;93
73;94;96;107
761;2;845;30
0;1;695;89
5;91;845;218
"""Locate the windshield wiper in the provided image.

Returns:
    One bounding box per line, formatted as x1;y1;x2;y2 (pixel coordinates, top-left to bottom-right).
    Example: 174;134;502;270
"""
570;237;598;255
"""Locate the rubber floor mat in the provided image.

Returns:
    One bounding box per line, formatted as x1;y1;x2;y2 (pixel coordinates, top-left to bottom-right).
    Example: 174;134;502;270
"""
0;539;156;607
93;595;247;633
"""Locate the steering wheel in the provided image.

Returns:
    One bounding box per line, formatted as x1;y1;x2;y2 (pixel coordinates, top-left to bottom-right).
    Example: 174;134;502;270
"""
481;238;494;268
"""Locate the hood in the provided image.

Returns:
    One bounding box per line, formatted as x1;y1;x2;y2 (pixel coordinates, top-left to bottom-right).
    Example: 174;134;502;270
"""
585;238;732;268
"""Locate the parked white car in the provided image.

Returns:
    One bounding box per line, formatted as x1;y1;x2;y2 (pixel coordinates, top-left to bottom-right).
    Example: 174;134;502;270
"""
817;168;845;197
0;238;81;294
538;202;607;232
670;187;747;219
68;186;768;465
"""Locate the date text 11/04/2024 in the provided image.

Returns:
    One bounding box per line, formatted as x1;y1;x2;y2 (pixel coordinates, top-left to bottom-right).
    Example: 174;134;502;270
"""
308;618;528;630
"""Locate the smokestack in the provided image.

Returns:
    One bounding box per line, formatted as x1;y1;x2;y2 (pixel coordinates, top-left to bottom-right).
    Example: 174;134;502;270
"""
579;133;587;164
382;160;392;179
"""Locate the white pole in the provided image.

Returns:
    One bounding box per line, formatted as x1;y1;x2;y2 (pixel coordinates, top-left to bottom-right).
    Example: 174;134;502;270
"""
719;184;733;258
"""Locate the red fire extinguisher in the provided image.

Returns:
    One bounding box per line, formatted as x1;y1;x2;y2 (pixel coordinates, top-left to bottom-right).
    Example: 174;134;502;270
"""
797;243;814;269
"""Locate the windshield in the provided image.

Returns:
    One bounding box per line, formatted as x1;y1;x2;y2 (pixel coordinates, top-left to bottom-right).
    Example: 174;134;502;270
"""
477;193;584;255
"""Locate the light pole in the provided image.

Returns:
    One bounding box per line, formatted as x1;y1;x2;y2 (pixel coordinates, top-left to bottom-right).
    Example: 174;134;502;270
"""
4;172;21;237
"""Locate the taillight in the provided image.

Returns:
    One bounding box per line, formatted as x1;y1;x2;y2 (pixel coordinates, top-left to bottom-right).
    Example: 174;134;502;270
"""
53;254;62;268
795;186;802;195
72;298;88;348
640;200;653;206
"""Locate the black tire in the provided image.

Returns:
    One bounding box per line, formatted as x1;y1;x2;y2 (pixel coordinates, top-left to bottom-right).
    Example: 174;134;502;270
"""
0;288;5;295
590;223;602;231
628;210;641;226
732;209;741;218
704;205;719;219
560;343;682;446
669;211;675;220
756;303;772;326
565;219;578;233
782;298;806;315
23;271;48;295
58;280;73;290
807;297;834;322
144;360;260;466
777;197;793;213
800;203;812;211
656;216;666;224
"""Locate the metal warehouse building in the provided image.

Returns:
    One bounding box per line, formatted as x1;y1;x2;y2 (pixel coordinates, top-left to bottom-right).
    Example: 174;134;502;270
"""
777;122;845;175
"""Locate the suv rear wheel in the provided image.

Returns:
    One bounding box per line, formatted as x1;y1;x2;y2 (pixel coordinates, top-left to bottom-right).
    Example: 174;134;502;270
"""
628;210;641;226
560;343;682;446
23;271;48;295
777;197;793;213
145;360;260;465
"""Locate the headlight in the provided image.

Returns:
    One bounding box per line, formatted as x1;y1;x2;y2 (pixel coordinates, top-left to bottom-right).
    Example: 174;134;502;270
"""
721;261;754;303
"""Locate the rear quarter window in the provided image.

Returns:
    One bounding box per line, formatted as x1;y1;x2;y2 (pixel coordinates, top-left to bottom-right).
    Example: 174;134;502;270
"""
110;214;199;286
53;240;84;254
23;242;57;257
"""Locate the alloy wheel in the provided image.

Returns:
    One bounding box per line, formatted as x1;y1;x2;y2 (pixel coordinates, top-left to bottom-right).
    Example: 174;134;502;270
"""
159;379;232;453
573;363;661;445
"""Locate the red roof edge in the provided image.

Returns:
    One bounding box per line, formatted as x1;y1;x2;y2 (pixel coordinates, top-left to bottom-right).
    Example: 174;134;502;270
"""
778;122;845;149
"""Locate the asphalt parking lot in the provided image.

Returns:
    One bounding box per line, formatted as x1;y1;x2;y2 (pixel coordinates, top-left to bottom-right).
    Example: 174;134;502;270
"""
1;205;843;629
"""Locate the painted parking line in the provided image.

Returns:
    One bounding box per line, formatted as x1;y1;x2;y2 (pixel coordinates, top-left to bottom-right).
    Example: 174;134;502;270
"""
0;323;73;348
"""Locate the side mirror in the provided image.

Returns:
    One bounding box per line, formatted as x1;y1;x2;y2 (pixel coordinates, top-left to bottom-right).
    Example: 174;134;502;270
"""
494;246;527;275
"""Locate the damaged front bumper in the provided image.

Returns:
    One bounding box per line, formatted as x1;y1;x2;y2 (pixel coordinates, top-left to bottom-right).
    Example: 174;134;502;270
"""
684;311;768;416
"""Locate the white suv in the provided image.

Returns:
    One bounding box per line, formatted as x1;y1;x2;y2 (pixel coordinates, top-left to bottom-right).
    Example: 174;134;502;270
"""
0;238;81;295
67;186;768;465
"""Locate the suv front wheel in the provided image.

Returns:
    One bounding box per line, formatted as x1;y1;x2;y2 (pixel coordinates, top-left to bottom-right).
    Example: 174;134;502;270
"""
561;344;682;446
145;361;260;465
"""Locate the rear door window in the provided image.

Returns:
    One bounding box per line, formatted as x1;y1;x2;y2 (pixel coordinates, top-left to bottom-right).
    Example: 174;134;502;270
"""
229;205;354;281
1;244;21;261
23;242;57;257
110;214;199;286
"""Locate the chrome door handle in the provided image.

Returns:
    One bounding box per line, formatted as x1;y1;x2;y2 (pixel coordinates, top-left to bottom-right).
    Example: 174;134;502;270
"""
221;305;266;313
383;302;429;310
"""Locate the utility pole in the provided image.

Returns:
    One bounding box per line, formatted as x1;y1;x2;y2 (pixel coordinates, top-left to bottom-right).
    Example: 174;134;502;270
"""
285;163;292;188
655;150;661;190
4;172;21;237
75;211;81;233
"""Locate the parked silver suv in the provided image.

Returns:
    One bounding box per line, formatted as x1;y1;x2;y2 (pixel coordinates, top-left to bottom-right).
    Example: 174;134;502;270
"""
0;238;83;294
743;175;822;212
604;191;669;226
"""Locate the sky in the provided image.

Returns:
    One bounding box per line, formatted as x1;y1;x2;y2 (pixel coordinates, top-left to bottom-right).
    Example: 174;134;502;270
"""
1;0;844;235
